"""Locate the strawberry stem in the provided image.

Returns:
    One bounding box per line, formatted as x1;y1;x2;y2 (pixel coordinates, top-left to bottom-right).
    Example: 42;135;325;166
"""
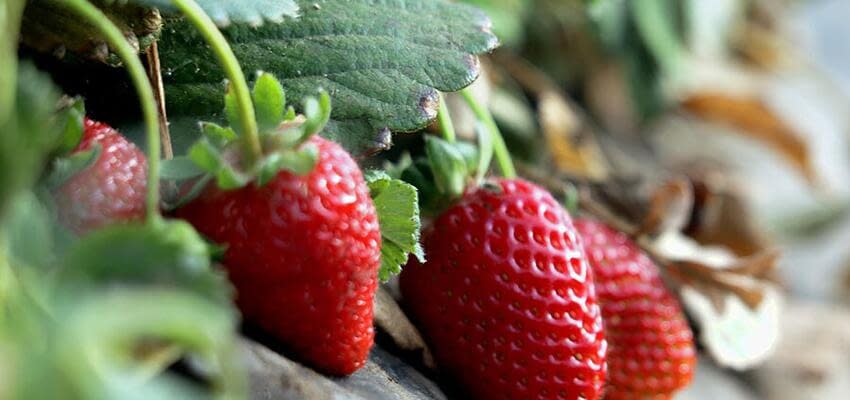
59;0;162;224
437;92;456;143
171;0;262;166
0;0;25;125
460;88;516;179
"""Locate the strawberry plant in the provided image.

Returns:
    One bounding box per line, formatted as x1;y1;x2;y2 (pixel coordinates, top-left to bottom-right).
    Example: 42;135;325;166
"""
2;0;801;399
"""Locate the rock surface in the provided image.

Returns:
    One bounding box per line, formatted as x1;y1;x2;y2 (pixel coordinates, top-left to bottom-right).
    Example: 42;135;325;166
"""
241;338;446;400
752;301;850;400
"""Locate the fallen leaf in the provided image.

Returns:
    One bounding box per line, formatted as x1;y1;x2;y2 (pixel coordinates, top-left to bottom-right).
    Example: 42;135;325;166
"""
684;170;770;257
636;176;693;236
680;283;780;370
373;287;434;369
539;91;610;179
681;93;817;184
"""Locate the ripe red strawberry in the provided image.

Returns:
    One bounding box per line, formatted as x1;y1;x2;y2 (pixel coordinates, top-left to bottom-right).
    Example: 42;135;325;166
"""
401;178;607;400
176;135;381;376
54;118;147;234
574;218;696;400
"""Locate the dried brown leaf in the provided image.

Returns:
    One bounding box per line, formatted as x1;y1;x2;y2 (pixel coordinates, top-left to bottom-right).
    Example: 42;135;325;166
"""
493;51;611;179
373;287;434;369
681;93;817;184
539;91;609;179
685;171;770;257
636;177;693;237
681;283;780;370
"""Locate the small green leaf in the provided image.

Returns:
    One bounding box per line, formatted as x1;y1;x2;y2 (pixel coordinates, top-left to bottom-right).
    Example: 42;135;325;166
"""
298;91;332;143
189;139;223;172
55;99;85;155
253;72;286;131
283;106;296;121
215;165;249;190
425;136;468;199
188;140;249;190
400;158;441;214
166;174;213;211
384;153;413;180
256;153;282;187
366;170;423;281
454;141;480;176
286;145;319;175
0;63;63;216
5;191;55;271
224;83;242;136
45;144;101;189
200;121;236;146
61;220;231;305
161;156;207;180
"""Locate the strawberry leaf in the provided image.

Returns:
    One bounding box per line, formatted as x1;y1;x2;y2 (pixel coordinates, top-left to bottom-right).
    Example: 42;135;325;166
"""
160;155;206;180
366;170;424;281
224;83;243;136
200;121;237;146
45;144;101;189
0;63;63;216
299;91;332;142
116;0;298;27
425;136;468;199
60;220;231;305
253;71;287;131
55;98;85;155
158;0;498;155
188;139;249;189
256;144;318;185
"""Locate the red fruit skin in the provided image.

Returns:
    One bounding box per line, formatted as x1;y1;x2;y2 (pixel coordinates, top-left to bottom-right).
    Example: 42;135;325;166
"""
574;219;696;400
176;136;381;376
54;118;147;234
401;179;607;400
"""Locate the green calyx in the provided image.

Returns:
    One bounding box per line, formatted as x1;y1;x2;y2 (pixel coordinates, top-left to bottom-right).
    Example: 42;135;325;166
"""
391;89;511;216
366;170;424;282
42;98;100;189
162;72;331;202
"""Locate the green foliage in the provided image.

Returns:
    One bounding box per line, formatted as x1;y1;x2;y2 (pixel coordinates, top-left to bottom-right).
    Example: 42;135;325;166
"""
178;74;331;192
44;145;101;188
461;0;529;47
0;63;64;217
125;0;299;27
586;0;686;118
7;288;244;400
425;136;470;200
366;170;423;281
0;0;25;123
252;72;287;131
0;194;244;399
60;221;232;304
159;0;498;155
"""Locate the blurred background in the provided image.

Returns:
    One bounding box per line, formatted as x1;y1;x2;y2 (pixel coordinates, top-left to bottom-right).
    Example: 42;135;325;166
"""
454;0;850;398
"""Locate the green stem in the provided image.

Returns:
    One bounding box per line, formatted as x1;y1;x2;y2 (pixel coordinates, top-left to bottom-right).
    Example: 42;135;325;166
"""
59;0;162;224
0;0;26;124
436;92;456;143
460;88;516;179
171;0;261;166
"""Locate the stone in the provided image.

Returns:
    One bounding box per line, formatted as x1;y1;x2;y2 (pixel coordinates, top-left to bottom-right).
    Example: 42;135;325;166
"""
241;338;446;400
